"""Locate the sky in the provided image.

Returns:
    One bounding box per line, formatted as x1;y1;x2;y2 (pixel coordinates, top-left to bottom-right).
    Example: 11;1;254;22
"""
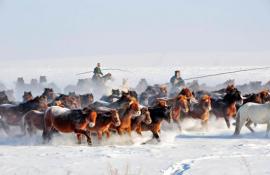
0;0;270;66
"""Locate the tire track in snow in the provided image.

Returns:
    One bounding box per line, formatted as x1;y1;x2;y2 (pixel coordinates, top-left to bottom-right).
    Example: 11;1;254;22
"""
162;153;270;175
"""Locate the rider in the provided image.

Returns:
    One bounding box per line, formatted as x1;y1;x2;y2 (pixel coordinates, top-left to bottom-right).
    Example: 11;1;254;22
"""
170;70;185;88
92;63;103;80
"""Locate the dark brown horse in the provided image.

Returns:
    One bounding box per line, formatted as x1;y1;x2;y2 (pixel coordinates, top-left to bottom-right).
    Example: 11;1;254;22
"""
42;88;56;103
131;107;152;135
140;102;172;142
43;106;97;145
211;88;243;128
22;91;33;102
0;91;10;104
243;90;270;104
86;108;120;141
54;94;81;109
0;96;48;134
188;95;212;127
80;93;94;108
23;110;45;136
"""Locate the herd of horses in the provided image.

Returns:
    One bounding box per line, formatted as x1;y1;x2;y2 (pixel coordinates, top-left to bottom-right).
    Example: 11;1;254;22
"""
0;83;270;145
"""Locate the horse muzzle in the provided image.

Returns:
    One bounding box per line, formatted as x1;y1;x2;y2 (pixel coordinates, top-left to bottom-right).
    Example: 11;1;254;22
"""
88;122;95;128
115;121;121;127
144;119;152;125
133;111;141;117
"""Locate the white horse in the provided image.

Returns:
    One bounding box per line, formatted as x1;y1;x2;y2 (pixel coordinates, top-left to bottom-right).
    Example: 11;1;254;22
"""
234;102;270;137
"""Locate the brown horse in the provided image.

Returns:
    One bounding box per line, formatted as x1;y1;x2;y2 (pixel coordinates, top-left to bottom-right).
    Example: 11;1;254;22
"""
43;106;97;145
179;88;195;103
0;96;48;134
131;107;152;135
86;108;121;141
22;91;33;102
111;98;141;135
170;95;189;131
189;95;212;127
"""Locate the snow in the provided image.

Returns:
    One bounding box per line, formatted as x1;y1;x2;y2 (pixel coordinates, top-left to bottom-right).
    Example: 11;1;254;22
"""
0;118;270;175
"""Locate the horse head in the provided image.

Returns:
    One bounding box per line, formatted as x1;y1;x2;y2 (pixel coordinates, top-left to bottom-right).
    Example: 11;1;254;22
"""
23;91;33;102
110;109;121;127
42;88;55;102
140;107;152;125
200;95;212;111
82;108;97;128
175;95;189;113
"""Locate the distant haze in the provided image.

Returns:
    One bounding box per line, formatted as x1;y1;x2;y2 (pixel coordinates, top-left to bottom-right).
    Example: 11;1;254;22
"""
0;0;269;65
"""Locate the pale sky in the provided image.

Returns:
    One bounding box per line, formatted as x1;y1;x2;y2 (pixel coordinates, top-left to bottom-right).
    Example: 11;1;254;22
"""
0;0;270;66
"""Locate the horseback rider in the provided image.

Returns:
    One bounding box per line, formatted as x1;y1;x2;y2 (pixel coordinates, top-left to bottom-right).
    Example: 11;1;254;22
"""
92;63;103;80
170;70;185;88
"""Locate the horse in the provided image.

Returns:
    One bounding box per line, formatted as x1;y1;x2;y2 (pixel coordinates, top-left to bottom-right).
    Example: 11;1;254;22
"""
140;102;172;142
0;91;10;104
234;102;270;137
86;108;121;141
170;95;189;131
188;95;212;127
54;94;81;109
22;91;33;102
100;89;121;103
131;107;152;135
42;88;56;103
80;93;94;108
179;88;194;103
211;88;243;128
92;73;112;85
23;110;45;136
43;106;97;145
111;98;141;135
0;96;48;134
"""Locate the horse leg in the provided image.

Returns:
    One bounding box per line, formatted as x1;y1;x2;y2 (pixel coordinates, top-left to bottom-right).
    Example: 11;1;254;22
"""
175;119;182;132
74;129;92;145
234;112;245;136
105;130;111;139
245;120;255;133
127;127;132;136
152;132;161;142
76;134;82;144
97;131;102;140
0;119;10;135
117;128;123;135
135;127;143;136
224;115;231;128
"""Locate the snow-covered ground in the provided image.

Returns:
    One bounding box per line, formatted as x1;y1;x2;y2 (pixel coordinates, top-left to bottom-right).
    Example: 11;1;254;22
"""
0;118;270;175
